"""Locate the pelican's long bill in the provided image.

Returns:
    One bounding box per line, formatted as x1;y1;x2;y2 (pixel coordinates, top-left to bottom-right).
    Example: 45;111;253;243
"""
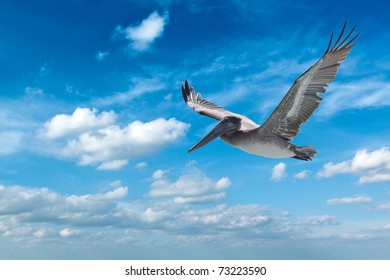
188;117;239;153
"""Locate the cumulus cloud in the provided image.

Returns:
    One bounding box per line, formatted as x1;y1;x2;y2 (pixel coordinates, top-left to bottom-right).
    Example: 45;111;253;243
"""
40;107;116;139
0;182;293;240
270;162;287;182
152;169;167;180
149;164;231;204
327;195;372;205
40;107;189;170
173;204;272;232
63;117;189;169
116;11;169;51
293;170;309;180
2;177;385;257
0;184;127;220
317;147;390;184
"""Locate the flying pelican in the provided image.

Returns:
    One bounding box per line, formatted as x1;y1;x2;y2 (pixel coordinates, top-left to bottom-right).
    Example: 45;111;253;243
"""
182;22;359;161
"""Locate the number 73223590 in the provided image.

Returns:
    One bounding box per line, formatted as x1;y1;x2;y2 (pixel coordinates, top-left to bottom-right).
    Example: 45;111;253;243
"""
218;266;266;276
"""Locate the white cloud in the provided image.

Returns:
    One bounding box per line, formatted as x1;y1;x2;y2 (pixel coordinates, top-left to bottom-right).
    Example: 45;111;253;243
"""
327;195;372;205
149;164;231;204
62;117;189;169
95;51;110;61
192;55;250;76
206;57;315;109
0;99;54;157
88;186;128;200
3;177;388;258
33;228;54;238
190;51;390;121
270;162;287;182
376;202;390;211
59;228;81;238
25;87;44;96
293;170;309;180
173;193;226;204
97;160;129;170
296;215;339;226
0;182;290;239
117;11;169;51
319;77;390;116
174;204;272;232
0;184;127;219
359;174;390;185
40;107;116;139
0;130;23;155
256;58;316;80
40;108;189;169
209;84;252;108
98;77;166;105
109;180;123;189
135;162;148;169
317;147;390;184
152;169;167;180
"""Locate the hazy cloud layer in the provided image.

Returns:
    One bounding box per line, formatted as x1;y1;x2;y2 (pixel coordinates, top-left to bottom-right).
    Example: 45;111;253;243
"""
295;215;340;226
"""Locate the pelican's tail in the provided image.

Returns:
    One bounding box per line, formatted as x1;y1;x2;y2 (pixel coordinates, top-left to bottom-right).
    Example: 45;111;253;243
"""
290;145;317;161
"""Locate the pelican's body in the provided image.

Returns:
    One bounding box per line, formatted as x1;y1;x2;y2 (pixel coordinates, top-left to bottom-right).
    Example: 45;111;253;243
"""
182;23;359;161
221;131;294;158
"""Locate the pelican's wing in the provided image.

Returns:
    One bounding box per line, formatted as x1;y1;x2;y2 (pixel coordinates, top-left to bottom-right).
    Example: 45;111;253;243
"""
259;22;359;141
182;80;259;130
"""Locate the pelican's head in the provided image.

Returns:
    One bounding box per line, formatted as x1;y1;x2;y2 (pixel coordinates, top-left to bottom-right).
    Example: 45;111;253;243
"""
188;116;241;153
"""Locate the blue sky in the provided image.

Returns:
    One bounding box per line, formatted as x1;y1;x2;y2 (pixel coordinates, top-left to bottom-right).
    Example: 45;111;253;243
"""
0;0;390;259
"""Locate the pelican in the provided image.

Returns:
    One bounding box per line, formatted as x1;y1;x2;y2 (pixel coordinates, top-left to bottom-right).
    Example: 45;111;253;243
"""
182;22;359;161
